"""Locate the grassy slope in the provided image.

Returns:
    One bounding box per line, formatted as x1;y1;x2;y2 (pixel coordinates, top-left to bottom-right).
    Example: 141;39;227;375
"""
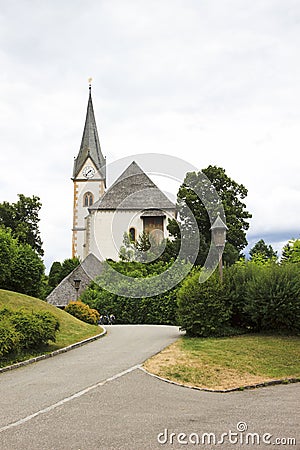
144;334;300;390
0;289;102;366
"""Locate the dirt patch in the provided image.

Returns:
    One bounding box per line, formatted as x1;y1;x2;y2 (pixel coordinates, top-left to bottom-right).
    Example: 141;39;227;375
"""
143;341;274;390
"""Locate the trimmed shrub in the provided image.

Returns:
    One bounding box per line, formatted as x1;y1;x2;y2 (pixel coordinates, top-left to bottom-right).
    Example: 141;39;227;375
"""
224;260;300;334
10;311;60;348
65;301;100;325
0;308;59;355
244;263;300;333
224;260;261;328
177;269;231;336
0;319;20;356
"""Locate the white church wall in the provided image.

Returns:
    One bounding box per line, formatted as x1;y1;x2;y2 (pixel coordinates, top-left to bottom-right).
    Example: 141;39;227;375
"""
73;179;105;260
73;156;106;260
76;184;97;225
88;209;175;261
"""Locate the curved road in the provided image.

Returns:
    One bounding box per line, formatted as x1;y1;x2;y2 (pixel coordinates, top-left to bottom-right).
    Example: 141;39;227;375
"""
0;325;299;449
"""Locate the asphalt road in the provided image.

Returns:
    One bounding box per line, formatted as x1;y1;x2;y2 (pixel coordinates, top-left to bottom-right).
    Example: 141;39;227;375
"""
0;325;299;450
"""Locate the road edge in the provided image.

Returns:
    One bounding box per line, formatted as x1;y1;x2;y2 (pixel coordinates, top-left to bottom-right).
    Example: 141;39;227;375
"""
0;327;107;374
139;366;300;393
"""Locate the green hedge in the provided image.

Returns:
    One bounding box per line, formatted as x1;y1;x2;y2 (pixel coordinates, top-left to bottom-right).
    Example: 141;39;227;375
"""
176;261;300;337
81;261;182;325
81;259;300;335
177;270;231;336
243;263;300;333
82;287;178;325
224;261;260;328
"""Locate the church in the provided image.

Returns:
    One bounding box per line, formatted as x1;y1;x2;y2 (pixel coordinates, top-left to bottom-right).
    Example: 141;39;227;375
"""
72;85;176;262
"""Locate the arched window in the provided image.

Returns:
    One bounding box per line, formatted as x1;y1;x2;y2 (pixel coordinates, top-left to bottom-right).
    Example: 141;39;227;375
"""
83;192;94;207
129;227;136;242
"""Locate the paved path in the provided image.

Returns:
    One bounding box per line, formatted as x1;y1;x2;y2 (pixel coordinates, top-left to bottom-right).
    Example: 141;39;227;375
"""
0;325;299;449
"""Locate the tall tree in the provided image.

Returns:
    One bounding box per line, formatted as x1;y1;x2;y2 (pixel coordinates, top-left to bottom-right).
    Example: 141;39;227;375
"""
60;257;80;280
281;239;300;264
167;166;252;266
119;232;157;262
0;227;17;288
8;243;45;297
0;194;43;256
249;239;277;261
48;262;63;288
119;232;136;262
47;258;80;291
0;227;44;297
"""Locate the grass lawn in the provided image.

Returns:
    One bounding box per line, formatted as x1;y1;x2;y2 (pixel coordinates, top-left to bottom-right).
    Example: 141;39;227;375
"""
0;289;103;368
143;334;300;390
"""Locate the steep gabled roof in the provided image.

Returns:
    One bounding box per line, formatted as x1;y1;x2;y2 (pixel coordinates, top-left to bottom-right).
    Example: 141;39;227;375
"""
46;253;103;307
73;87;106;180
89;161;175;211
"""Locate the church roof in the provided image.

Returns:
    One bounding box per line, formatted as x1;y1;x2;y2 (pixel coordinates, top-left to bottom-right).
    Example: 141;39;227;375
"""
89;161;175;211
47;253;104;307
73;87;106;180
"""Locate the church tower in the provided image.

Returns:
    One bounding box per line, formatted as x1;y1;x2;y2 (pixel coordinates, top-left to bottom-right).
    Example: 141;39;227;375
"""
72;84;106;259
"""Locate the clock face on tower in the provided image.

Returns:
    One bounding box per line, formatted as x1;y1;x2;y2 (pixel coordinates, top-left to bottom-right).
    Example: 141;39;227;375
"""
82;166;95;179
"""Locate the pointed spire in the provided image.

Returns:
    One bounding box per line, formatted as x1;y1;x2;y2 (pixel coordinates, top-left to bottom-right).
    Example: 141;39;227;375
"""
73;83;106;181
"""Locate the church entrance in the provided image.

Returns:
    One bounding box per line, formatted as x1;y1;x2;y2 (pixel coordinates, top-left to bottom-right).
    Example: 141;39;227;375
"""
142;215;164;244
143;216;163;234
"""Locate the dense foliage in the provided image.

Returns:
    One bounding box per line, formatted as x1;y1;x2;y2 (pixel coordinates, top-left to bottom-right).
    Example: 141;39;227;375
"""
281;239;300;264
8;243;45;297
0;194;44;256
0;308;59;357
0;228;44;297
166;166;251;266
177;270;231;336
48;258;80;290
249;239;277;261
242;263;300;333
178;259;300;336
65;301;100;325
0;227;16;287
119;231;166;263
0;194;45;297
0;319;20;357
80;249;300;335
81;261;182;325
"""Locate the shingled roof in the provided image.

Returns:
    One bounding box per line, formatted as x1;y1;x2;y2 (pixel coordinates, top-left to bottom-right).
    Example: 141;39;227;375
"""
73;87;106;180
47;253;103;308
89;161;175;211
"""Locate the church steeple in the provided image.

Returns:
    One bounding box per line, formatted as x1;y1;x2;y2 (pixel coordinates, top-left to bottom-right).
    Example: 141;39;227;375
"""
73;84;106;183
72;83;106;259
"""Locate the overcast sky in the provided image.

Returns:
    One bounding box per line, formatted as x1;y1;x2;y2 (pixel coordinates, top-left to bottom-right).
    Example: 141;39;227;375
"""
0;0;299;271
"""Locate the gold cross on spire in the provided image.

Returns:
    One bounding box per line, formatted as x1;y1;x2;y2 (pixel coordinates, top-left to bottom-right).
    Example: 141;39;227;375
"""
88;77;92;93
